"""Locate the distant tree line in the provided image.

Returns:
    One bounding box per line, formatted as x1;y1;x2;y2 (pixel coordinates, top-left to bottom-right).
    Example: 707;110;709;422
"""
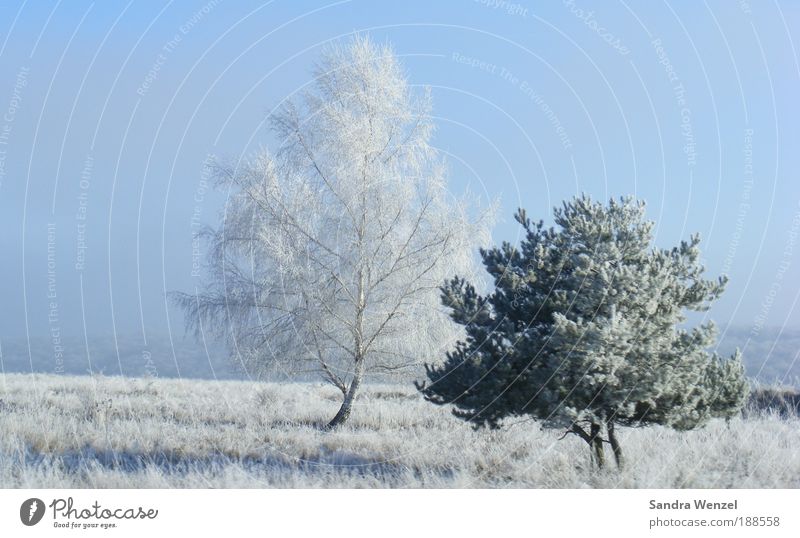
746;386;800;418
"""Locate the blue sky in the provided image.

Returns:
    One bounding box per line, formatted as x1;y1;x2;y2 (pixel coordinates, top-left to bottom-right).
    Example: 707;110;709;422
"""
0;0;798;352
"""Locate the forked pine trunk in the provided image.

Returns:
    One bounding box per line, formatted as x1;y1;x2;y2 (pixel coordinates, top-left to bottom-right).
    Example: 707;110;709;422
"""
571;422;606;469
590;422;605;468
606;419;623;469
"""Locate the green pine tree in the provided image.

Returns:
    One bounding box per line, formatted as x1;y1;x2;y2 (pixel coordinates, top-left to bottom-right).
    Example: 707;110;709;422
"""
417;195;749;468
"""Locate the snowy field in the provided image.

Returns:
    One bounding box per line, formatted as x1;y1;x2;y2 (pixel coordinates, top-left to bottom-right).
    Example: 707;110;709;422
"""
0;373;798;488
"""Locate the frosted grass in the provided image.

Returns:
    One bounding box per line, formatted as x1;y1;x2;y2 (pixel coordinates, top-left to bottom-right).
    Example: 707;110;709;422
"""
0;373;797;488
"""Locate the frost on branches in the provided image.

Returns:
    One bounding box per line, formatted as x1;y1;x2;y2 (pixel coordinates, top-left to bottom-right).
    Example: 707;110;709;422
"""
418;196;748;468
173;37;493;428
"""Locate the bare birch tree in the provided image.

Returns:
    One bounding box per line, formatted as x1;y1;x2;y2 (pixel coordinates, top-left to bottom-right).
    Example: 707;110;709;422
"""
173;37;493;427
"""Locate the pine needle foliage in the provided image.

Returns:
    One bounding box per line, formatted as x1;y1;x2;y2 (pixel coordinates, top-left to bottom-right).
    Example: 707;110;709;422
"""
418;195;749;467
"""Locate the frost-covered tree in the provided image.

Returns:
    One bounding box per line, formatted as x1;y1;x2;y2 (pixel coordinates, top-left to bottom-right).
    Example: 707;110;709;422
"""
173;37;492;428
417;196;748;467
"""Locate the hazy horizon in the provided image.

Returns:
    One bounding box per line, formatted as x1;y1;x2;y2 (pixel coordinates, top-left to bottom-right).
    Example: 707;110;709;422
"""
1;324;797;387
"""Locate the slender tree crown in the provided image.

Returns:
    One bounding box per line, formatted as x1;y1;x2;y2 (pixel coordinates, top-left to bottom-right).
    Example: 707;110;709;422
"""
418;195;748;465
173;36;493;426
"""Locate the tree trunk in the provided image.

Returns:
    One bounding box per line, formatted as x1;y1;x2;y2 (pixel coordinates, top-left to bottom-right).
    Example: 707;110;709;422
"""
606;419;623;469
326;358;364;428
590;422;605;469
